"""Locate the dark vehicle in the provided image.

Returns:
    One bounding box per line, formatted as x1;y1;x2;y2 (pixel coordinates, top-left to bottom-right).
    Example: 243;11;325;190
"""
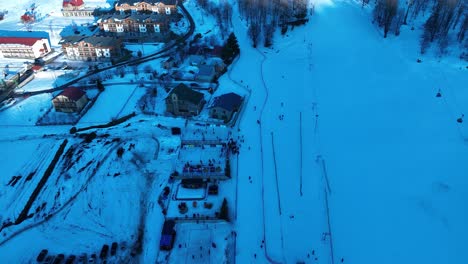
77;254;86;263
120;241;127;251
189;83;200;87
52;254;65;264
162;186;170;198
37;249;48;262
171;127;181;135
65;255;75;264
110;242;118;256
208;184;219;195
100;244;109;259
43;256;54;264
88;254;97;263
159;220;176;251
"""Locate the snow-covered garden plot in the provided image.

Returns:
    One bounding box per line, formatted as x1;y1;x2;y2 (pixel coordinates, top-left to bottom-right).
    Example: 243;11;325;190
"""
158;221;234;264
138;84;169;116
36;89;100;125
0;93;52;126
175;184;207;200
79;84;142;124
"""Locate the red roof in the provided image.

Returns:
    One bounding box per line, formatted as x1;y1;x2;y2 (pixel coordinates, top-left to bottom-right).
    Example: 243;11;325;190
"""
32;65;43;71
58;87;86;101
63;0;84;7
0;37;42;46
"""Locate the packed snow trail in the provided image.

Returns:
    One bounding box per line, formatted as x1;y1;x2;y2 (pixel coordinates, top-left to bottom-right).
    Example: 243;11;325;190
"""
229;3;285;263
299;1;468;263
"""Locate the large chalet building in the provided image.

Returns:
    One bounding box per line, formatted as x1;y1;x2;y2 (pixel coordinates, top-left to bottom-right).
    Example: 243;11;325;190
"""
0;30;51;59
115;0;178;15
59;36;122;61
97;13;169;34
166;84;205;117
61;0;93;17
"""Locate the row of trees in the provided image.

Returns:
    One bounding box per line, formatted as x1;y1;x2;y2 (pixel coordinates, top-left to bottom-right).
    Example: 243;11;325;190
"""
420;0;467;55
239;0;309;47
371;0;467;58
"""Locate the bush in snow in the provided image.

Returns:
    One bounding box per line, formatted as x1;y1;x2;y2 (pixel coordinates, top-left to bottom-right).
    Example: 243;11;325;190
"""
117;147;125;158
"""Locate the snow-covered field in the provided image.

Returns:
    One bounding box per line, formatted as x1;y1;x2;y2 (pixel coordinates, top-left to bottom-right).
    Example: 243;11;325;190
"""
0;0;466;263
79;84;141;124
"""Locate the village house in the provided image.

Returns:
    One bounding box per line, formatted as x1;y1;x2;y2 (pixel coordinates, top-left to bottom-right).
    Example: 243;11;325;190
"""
115;0;178;15
0;30;51;59
61;0;94;17
97;13;169;34
208;92;243;122
59;36;122;61
52;87;89;113
196;64;216;82
166;83;205;117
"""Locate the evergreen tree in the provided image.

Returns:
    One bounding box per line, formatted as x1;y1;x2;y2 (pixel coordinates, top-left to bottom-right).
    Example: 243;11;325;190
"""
219;198;229;221
97;79;105;92
221;32;240;64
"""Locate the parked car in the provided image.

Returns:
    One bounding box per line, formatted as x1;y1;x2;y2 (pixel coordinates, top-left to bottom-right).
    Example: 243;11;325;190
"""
190;83;200;87
100;245;109;259
88;254;97;263
120;241;127;251
65;255;76;264
37;249;48;262
160;220;176;251
77;254;86;263
52;254;64;264
110;242;118;256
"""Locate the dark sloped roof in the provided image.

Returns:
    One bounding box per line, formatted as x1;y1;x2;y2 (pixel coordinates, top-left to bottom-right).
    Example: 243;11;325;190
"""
209;92;242;111
60;36;118;47
57;87;86;101
168;83;204;105
101;13;166;22
117;0;177;5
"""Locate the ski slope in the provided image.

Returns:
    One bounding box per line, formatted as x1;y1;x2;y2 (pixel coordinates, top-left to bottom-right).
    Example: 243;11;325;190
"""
230;0;468;263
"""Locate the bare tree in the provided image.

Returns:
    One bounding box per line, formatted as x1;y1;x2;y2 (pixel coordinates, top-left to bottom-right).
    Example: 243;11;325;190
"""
248;20;261;47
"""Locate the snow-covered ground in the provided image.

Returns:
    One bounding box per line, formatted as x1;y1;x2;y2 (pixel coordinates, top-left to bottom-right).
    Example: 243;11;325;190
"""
228;0;468;263
158;221;234;264
0;0;466;263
